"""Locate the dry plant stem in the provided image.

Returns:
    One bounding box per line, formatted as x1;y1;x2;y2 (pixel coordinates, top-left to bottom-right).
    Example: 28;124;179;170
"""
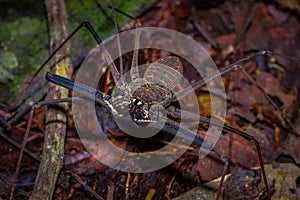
214;151;229;200
29;0;73;199
166;158;184;199
9;99;74;199
9;107;34;200
0;130;40;162
193;21;218;49
67;171;104;200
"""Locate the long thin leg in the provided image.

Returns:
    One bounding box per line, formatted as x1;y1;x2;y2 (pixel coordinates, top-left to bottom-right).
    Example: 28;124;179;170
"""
130;20;142;81
110;0;124;87
84;22;121;85
161;118;229;200
95;0;142;82
14;21;122;107
163;51;268;107
166;106;271;200
161;50;299;134
106;1;142;82
170;50;300;101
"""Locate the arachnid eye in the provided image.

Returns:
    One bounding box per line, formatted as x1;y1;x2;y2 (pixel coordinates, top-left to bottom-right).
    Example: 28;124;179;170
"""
130;97;144;106
167;92;173;99
129;97;149;121
133;98;139;105
129;97;139;108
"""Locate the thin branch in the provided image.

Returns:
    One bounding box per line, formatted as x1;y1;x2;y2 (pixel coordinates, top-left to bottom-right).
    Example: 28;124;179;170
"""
29;0;73;199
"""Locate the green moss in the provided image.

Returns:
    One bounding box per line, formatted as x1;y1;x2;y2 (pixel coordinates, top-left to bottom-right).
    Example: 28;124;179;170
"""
0;0;156;103
0;51;18;82
0;17;48;103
